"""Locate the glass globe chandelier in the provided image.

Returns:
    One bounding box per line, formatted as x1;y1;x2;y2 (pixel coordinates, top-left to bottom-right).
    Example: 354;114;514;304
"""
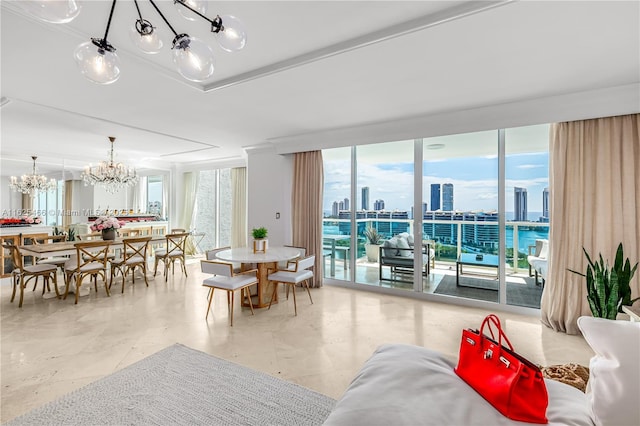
82;137;139;194
22;0;247;84
9;156;57;197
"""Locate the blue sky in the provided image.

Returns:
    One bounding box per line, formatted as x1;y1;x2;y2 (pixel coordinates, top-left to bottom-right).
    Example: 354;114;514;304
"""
324;152;549;214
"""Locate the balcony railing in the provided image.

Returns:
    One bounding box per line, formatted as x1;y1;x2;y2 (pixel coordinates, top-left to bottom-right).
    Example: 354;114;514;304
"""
323;217;549;274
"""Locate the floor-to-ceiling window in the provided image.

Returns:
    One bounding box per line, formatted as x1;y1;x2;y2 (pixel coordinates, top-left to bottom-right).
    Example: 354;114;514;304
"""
193;169;232;252
322;125;550;310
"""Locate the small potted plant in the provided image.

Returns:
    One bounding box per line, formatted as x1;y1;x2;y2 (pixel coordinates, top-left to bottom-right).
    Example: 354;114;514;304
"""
569;243;638;320
363;225;383;262
252;227;268;253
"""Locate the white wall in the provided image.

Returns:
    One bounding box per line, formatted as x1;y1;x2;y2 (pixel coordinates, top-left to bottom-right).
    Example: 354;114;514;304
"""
246;146;293;247
0;177;23;216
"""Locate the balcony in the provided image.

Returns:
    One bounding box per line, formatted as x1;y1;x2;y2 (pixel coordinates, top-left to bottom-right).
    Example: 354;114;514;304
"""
322;218;549;309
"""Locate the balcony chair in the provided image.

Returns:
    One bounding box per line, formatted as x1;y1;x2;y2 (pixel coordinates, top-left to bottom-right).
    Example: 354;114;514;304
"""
109;236;152;292
201;260;257;326
154;232;189;281
63;241;112;304
267;255;315;316
3;244;59;307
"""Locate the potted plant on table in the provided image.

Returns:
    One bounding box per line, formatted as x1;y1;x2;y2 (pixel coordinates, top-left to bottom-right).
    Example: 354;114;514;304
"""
90;216;126;241
569;243;638;320
363;225;383;262
252;227;268;253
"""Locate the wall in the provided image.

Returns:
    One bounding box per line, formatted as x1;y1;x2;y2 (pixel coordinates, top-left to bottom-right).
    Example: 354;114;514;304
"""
246;146;293;247
0;177;23;216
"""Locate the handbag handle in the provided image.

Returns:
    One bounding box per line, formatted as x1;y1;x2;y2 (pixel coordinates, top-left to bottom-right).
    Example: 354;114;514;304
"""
479;314;514;352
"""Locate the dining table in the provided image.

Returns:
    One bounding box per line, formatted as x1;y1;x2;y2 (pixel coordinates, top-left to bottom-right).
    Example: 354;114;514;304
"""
18;235;168;298
214;246;303;308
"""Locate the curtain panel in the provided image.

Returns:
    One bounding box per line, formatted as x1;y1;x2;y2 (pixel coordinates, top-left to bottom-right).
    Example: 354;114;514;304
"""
292;151;324;287
541;113;640;334
179;172;200;255
231;167;247;248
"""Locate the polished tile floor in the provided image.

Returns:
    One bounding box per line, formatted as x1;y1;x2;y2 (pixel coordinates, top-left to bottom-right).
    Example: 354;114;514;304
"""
1;260;593;423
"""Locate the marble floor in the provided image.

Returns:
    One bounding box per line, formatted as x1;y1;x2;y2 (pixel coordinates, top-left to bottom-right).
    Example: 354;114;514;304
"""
1;260;593;423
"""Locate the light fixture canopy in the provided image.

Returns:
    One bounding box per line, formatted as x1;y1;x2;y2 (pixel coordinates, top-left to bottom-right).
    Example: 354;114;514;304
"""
9;156;57;197
82;137;139;194
24;0;246;84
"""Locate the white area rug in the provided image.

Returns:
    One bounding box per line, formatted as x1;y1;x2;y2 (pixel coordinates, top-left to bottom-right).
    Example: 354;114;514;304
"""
7;343;335;425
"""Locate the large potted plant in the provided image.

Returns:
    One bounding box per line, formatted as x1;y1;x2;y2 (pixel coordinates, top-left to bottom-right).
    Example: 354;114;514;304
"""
569;243;638;320
252;227;268;253
363;226;383;262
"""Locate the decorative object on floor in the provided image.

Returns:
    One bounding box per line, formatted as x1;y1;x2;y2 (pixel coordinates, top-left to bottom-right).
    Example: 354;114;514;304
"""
5;343;335;426
82;137;139;194
569;243;638;320
455;314;548;424
540;363;589;393
363;225;383;262
8;156;57;196
90;215;125;240
252;226;268;253
22;0;246;84
433;275;543;309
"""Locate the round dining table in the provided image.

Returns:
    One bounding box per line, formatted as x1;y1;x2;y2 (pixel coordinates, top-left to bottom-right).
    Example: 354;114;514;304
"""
214;246;303;308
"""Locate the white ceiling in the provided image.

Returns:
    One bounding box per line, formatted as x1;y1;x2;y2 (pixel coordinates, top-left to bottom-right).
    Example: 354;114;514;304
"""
1;0;639;177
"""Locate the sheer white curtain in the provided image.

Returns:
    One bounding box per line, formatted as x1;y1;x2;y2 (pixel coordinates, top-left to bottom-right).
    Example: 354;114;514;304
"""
541;114;640;334
179;172;199;255
131;176;147;214
231;167;247;248
292;151;324;287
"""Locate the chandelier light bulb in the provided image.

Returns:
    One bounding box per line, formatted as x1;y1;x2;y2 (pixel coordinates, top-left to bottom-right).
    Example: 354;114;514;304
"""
82;137;138;194
172;35;215;82
20;0;81;24
175;0;208;21
8;156;57;197
73;41;121;85
216;15;247;52
130;20;163;54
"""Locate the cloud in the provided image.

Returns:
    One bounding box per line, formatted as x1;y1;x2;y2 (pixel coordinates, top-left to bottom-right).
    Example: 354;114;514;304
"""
517;164;544;169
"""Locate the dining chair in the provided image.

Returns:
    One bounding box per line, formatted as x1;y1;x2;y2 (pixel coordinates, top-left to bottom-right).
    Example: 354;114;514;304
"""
63;241;112;304
3;244;59;307
279;245;306;271
109;236;152;292
34;235;68;273
267;255;315;316
200;260;257;326
153;232;189;281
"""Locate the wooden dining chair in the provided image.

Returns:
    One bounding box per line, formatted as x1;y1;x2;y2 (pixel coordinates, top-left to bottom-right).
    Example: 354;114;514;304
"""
110;236;152;292
63;241;112;304
153;232;189;281
34;235;68;274
3;243;59;307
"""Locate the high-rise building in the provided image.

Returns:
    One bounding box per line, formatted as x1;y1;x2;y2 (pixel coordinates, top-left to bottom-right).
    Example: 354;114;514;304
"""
343;197;349;211
542;188;549;219
442;183;454;211
362;187;370;210
374;199;385;210
430;184;441;211
514;187;528;221
332;201;339;217
422;202;428;215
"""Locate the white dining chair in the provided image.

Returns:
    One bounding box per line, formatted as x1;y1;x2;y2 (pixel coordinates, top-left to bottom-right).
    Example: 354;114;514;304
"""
267;255;315;316
201;260;257;326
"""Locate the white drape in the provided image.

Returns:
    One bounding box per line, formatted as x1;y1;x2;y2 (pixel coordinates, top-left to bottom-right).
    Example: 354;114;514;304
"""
231;167;247;248
179;172;199;255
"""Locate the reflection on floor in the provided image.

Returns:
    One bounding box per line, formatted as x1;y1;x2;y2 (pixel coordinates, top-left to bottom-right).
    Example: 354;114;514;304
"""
1;260;592;423
324;259;543;308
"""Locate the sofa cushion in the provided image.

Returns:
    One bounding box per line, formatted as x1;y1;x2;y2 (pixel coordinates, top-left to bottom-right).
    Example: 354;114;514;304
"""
396;237;412;257
383;239;399;257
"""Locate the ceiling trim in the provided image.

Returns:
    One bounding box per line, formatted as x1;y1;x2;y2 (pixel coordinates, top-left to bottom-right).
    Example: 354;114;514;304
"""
6;97;219;148
202;0;515;92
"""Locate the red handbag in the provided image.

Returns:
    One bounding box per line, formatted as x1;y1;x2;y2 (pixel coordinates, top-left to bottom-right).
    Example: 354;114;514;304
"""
454;314;549;424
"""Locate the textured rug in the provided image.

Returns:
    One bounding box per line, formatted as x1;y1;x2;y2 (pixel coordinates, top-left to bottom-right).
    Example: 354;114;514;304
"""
7;344;336;426
433;274;542;308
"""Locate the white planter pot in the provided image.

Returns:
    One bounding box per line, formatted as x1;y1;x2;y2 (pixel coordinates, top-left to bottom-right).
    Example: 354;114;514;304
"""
253;238;268;253
365;244;381;262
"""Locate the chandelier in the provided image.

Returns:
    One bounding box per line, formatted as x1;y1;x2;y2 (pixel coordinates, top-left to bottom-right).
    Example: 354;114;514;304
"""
20;0;247;84
82;136;139;194
9;156;58;197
